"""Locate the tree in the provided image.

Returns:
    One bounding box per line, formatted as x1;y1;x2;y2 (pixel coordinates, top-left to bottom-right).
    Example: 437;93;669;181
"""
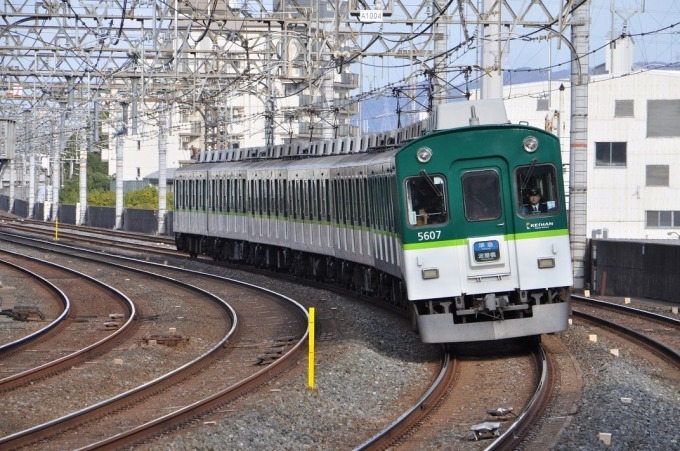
59;151;173;210
60;151;112;204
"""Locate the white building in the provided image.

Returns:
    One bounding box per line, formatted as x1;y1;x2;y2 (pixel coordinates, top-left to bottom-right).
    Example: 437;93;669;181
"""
103;1;358;182
504;37;680;240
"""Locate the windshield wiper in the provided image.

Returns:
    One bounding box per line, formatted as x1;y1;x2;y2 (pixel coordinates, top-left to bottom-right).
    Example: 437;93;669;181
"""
419;170;442;197
521;158;538;190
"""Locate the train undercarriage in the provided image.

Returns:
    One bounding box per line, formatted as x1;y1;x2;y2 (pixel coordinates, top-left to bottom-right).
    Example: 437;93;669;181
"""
176;232;571;343
410;287;571;343
175;233;409;311
411;286;570;324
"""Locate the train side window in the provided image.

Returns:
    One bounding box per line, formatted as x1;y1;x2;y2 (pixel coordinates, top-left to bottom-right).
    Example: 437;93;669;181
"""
515;164;559;216
316;180;322;222
229;178;234;213
282;180;288;217
361;178;368;226
209;179;215;212
462;171;501;222
383;176;395;232
330;180;337;224
268;179;272;216
225;178;231;213
367;177;375;228
221;178;226;213
289;181;294;219
203;179;207;211
304;180;310;219
354;178;360;226
260;179;264;215
323;179;330;222
296;180;302;220
239;179;245;214
406;174;448;226
379;176;387;230
216;179;221;212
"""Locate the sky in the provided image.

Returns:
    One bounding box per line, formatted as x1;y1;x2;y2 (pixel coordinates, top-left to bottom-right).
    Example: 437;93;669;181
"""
357;1;680;131
506;0;680;70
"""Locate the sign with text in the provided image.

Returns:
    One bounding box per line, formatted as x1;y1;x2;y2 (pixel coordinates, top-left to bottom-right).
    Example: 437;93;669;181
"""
358;10;383;22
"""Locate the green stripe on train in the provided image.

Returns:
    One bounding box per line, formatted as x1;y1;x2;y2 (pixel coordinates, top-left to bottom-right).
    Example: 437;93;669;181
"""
402;228;568;250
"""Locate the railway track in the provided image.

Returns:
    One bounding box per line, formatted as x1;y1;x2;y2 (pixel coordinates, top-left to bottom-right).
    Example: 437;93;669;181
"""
0;249;135;391
1;218;582;449
0;216;180;259
1;216;175;247
356;344;555;450
0;236;308;449
572;295;680;370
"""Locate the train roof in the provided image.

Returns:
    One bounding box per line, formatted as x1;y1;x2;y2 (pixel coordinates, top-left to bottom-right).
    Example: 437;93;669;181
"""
181;99;514;172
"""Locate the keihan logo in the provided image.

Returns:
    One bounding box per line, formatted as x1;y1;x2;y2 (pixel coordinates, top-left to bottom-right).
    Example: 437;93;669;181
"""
526;221;554;230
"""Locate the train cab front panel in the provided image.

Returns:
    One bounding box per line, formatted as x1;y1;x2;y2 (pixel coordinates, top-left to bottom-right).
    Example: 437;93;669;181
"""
395;125;572;343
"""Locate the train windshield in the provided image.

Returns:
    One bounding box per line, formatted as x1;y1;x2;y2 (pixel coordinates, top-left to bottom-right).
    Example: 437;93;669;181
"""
405;174;448;226
515;163;560;216
462;170;502;221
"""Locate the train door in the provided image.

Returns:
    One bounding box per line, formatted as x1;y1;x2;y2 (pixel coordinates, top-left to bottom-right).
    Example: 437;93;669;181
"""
451;158;517;291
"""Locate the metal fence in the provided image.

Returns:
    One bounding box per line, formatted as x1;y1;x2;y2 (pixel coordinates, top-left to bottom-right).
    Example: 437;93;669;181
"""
0;195;173;236
588;239;680;303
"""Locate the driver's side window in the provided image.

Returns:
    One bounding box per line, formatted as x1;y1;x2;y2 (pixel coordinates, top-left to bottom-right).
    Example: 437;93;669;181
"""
516;164;559;217
406;175;448;226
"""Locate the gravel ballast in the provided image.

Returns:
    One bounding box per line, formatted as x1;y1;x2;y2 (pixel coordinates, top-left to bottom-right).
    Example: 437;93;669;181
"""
3;239;679;450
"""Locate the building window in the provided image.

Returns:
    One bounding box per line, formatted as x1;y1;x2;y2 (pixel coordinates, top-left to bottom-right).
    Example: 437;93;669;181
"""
180;109;192;124
646;211;680;228
646;165;669;186
595;142;627;167
647;99;680;137
615;99;634;117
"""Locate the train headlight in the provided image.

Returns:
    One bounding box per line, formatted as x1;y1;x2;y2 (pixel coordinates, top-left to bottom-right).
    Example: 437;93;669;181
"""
537;257;555;269
422;268;439;280
523;136;539;153
416;147;433;163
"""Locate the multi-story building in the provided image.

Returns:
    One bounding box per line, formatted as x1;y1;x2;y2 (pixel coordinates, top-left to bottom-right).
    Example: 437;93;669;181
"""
503;36;680;240
104;0;359;181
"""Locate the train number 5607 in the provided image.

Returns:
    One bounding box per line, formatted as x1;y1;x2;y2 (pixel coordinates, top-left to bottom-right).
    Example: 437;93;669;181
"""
417;230;441;241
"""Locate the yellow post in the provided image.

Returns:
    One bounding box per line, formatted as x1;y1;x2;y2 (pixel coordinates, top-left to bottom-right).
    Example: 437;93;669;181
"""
54;217;59;241
307;307;316;393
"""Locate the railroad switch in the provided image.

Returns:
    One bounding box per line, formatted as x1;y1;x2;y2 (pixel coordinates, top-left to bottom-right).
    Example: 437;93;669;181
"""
469;421;501;441
2;305;44;321
255;347;284;365
143;334;190;347
104;313;126;330
0;286;17;310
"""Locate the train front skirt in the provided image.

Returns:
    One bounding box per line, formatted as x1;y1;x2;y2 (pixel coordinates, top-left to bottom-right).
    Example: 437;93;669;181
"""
415;302;570;343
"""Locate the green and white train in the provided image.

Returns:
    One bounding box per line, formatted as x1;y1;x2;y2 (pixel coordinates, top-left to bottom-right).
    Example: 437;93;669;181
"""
174;100;572;343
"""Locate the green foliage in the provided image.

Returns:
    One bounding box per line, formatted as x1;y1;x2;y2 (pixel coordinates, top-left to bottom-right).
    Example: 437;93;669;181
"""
59;151;112;204
125;186;158;209
124;186;173;210
59;151;173;210
89;189;116;206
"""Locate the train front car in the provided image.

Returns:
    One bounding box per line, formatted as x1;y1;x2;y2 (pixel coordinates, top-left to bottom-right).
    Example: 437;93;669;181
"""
397;101;572;343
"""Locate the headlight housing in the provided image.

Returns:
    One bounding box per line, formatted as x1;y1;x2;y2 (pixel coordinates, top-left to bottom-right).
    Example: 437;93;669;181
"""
523;136;539;153
416;147;432;163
